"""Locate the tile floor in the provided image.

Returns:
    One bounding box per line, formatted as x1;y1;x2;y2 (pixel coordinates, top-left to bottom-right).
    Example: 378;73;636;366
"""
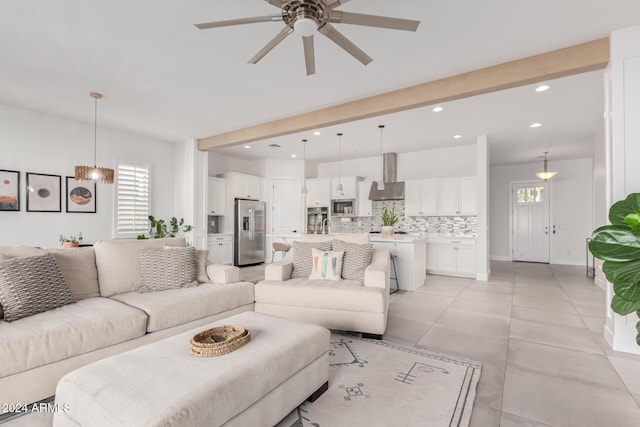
385;261;640;426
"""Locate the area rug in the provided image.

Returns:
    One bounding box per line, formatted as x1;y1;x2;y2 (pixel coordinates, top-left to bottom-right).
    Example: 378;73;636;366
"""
277;333;481;427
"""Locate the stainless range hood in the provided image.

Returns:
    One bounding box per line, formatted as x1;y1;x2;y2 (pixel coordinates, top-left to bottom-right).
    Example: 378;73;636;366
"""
368;153;405;201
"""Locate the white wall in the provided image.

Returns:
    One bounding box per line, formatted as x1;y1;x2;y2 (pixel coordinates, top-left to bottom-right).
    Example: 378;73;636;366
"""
316;144;477;179
0;103;177;248
490;157;594;265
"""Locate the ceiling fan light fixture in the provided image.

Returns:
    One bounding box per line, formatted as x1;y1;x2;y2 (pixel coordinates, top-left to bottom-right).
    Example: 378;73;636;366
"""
294;17;317;36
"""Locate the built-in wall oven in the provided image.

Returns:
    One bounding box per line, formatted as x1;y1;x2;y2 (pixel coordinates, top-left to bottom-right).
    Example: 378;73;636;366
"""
331;199;356;217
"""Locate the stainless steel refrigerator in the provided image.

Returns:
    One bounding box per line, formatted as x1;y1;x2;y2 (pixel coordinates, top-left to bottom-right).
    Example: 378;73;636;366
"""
234;199;266;266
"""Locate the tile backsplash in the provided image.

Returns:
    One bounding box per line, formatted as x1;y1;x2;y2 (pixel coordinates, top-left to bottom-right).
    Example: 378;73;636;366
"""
330;200;477;236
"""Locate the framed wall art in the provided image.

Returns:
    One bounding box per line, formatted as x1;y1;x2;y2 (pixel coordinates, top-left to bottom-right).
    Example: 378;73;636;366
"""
26;173;61;212
66;176;96;213
0;169;20;211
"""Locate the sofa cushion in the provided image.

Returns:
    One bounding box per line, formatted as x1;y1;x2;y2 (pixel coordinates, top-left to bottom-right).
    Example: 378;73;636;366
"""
291;241;332;279
111;281;255;332
139;247;198;292
332;240;373;282
47;247;100;300
0;246;46;258
0;297;148;377
0;253;75;322
93;237;186;297
309;248;344;281
255;279;386;312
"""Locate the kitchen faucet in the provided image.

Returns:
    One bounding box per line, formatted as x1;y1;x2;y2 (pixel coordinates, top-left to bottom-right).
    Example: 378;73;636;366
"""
321;217;329;235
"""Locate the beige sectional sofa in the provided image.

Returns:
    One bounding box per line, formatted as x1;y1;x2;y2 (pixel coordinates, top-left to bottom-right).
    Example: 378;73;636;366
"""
0;238;255;405
255;233;391;338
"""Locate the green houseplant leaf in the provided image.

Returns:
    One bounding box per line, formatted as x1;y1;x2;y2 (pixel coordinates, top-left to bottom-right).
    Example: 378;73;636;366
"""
381;207;399;227
589;192;640;346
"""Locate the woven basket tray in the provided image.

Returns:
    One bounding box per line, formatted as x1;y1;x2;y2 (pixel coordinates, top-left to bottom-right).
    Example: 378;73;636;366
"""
189;325;251;357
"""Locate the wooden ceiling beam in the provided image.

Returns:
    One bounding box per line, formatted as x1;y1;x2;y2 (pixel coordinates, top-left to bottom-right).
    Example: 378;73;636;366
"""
197;37;609;151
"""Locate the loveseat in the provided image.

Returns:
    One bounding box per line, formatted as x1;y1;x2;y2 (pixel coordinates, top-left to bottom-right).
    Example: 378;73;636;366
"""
254;233;390;338
0;238;255;405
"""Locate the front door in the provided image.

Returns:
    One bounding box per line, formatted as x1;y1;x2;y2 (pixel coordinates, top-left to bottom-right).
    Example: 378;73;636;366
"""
511;181;550;263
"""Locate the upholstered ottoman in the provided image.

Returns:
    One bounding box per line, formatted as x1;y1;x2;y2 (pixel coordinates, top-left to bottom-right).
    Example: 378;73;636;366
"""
53;312;329;427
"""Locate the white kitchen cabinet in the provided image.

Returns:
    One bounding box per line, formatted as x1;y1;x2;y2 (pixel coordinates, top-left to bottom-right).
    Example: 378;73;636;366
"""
207;234;233;265
426;237;476;278
331;176;358;199
357;180;373;216
439;175;477;215
222;173;263;200
207;177;226;216
405;178;439;216
371;237;427;291
306;178;331;207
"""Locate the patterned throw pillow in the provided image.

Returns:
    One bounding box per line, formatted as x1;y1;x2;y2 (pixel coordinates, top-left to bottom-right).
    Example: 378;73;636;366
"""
332;240;373;282
0;254;6;319
291;240;332;279
308;249;344;281
0;253;75;322
165;245;210;283
139;247;198;292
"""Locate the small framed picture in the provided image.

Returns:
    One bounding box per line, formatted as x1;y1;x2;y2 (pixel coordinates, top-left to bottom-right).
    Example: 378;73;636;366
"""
26;173;61;212
0;169;20;211
66;176;96;213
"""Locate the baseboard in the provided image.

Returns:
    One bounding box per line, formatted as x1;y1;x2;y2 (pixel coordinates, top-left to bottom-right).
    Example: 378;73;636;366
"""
605;325;640;355
476;270;490;282
594;276;606;291
549;258;584;266
490;255;511;261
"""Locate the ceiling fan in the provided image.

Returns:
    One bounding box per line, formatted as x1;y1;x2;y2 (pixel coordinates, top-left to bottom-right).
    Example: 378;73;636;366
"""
195;0;421;76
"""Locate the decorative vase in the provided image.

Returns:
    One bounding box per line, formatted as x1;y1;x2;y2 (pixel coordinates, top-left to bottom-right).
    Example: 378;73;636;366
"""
381;226;394;239
63;242;80;248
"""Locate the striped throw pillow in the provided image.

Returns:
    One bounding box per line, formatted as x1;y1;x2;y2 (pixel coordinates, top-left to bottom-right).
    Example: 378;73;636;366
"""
291;241;332;279
139;247;198;292
332;240;373;282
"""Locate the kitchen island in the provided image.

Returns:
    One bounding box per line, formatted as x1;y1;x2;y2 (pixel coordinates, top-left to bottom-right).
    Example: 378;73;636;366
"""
369;234;428;291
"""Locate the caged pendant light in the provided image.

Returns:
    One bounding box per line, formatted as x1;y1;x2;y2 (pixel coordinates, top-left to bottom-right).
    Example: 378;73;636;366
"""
535;151;557;181
75;92;114;184
335;133;343;195
301;139;308;194
377;125;385;190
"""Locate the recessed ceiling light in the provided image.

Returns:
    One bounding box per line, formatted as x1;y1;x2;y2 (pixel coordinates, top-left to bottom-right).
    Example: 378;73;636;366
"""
530;122;542;128
291;154;297;158
432;106;443;112
453;135;462;139
535;85;550;92
243;145;251;149
313;131;321;136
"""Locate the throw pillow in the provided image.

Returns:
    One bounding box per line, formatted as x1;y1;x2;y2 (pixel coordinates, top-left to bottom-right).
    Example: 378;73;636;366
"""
291;240;332;279
332;239;373;282
0;253;75;322
0;253;5;319
165;245;210;283
139;247;198;292
47;248;101;300
308;249;344;281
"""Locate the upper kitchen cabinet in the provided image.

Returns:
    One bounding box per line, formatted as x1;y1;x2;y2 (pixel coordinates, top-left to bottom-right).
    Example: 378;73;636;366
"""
357;180;373;217
207;177;226;216
330;176;359;199
405;178;438;217
306;178;331;207
222;172;263;200
439;175;477;216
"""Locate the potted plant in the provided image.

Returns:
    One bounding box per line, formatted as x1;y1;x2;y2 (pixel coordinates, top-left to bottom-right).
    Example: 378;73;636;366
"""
137;215;193;240
59;233;83;248
589;193;640;345
380;207;399;239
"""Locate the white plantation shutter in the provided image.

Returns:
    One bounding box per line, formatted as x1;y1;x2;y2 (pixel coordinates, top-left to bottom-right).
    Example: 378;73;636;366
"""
115;163;151;237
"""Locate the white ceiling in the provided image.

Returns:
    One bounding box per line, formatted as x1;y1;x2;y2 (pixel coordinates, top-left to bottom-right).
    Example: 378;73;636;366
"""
1;1;639;166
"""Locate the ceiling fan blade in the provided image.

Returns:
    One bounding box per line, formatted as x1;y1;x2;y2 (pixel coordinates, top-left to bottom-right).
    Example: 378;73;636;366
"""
248;26;293;64
326;0;353;9
329;11;420;31
195;14;282;30
303;35;316;76
318;23;372;65
263;0;285;8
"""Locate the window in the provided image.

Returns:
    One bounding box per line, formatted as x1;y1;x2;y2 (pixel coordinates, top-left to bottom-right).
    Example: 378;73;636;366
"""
115;162;151;238
516;186;544;204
